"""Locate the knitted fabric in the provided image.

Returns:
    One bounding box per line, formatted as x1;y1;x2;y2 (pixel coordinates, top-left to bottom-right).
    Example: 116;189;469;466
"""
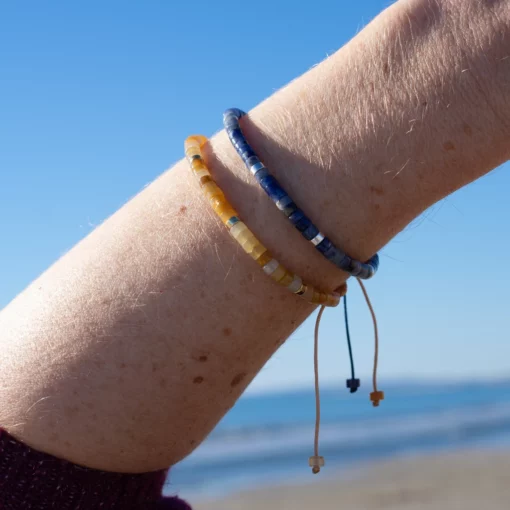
0;429;191;509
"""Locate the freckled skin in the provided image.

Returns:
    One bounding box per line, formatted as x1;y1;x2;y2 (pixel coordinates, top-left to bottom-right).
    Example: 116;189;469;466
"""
230;373;246;387
369;186;385;196
1;0;508;474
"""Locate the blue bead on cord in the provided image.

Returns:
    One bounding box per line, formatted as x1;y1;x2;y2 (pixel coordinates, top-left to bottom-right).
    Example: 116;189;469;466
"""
223;108;380;279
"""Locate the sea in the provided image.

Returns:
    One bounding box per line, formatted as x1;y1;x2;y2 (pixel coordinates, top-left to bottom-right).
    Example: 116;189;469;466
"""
165;380;510;500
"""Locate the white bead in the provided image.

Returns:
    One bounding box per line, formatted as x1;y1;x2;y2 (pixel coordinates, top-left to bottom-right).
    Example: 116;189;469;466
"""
262;259;279;276
288;275;303;293
311;232;325;246
250;162;265;175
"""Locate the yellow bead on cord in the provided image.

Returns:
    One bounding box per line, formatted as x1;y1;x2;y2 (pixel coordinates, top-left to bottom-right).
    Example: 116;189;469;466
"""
185;135;345;307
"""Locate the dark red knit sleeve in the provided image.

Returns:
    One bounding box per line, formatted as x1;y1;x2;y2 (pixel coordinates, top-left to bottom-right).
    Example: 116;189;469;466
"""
0;429;191;509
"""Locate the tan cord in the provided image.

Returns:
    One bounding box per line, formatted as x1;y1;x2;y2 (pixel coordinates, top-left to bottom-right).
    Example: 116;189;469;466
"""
356;277;384;407
309;284;347;474
311;304;326;472
356;279;377;392
310;280;384;474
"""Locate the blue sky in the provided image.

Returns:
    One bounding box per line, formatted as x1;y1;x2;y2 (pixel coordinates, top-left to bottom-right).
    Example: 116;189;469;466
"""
1;0;509;394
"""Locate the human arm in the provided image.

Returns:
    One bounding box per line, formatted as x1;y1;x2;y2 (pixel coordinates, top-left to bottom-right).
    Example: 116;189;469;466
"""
0;0;508;474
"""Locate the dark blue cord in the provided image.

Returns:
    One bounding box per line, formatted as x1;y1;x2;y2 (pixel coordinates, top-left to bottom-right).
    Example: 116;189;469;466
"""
344;295;355;378
344;295;360;393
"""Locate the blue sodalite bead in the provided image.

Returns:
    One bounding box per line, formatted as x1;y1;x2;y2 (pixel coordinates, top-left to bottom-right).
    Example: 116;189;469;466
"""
331;252;351;271
229;128;243;140
254;168;270;181
316;237;332;255
289;210;312;233
302;223;319;241
275;196;298;217
241;149;255;161
323;244;338;261
246;156;259;168
222;107;380;279
259;175;287;201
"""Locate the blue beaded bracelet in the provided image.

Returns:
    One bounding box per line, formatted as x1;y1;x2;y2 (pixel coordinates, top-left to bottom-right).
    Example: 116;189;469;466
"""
223;108;380;279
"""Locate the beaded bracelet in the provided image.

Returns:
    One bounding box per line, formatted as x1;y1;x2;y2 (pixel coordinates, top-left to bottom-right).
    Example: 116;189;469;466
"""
223;108;379;280
185;132;384;476
185;135;346;307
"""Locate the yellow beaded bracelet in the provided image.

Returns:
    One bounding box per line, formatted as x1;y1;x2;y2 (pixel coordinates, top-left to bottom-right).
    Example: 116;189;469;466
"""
185;135;345;307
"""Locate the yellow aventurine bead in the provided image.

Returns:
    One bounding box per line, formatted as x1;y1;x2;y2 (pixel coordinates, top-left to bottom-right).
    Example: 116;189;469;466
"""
191;159;207;172
229;221;249;239
229;221;268;260
269;264;286;283
327;294;341;307
311;291;328;305
186;147;200;160
279;271;294;287
185;135;206;152
210;196;224;208
219;213;236;225
255;251;273;267
217;207;238;225
239;231;259;254
250;243;267;261
237;228;255;246
202;182;224;200
184;139;198;150
195;168;210;180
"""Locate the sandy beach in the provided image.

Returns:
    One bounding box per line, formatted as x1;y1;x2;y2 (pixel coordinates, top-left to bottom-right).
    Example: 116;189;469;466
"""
193;450;510;510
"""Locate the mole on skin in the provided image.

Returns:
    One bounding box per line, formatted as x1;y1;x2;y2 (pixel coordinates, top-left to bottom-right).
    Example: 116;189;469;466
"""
230;373;246;387
369;185;384;196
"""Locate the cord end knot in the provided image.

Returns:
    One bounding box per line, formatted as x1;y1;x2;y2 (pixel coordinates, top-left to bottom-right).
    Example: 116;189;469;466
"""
346;378;360;393
370;390;385;407
309;455;324;474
